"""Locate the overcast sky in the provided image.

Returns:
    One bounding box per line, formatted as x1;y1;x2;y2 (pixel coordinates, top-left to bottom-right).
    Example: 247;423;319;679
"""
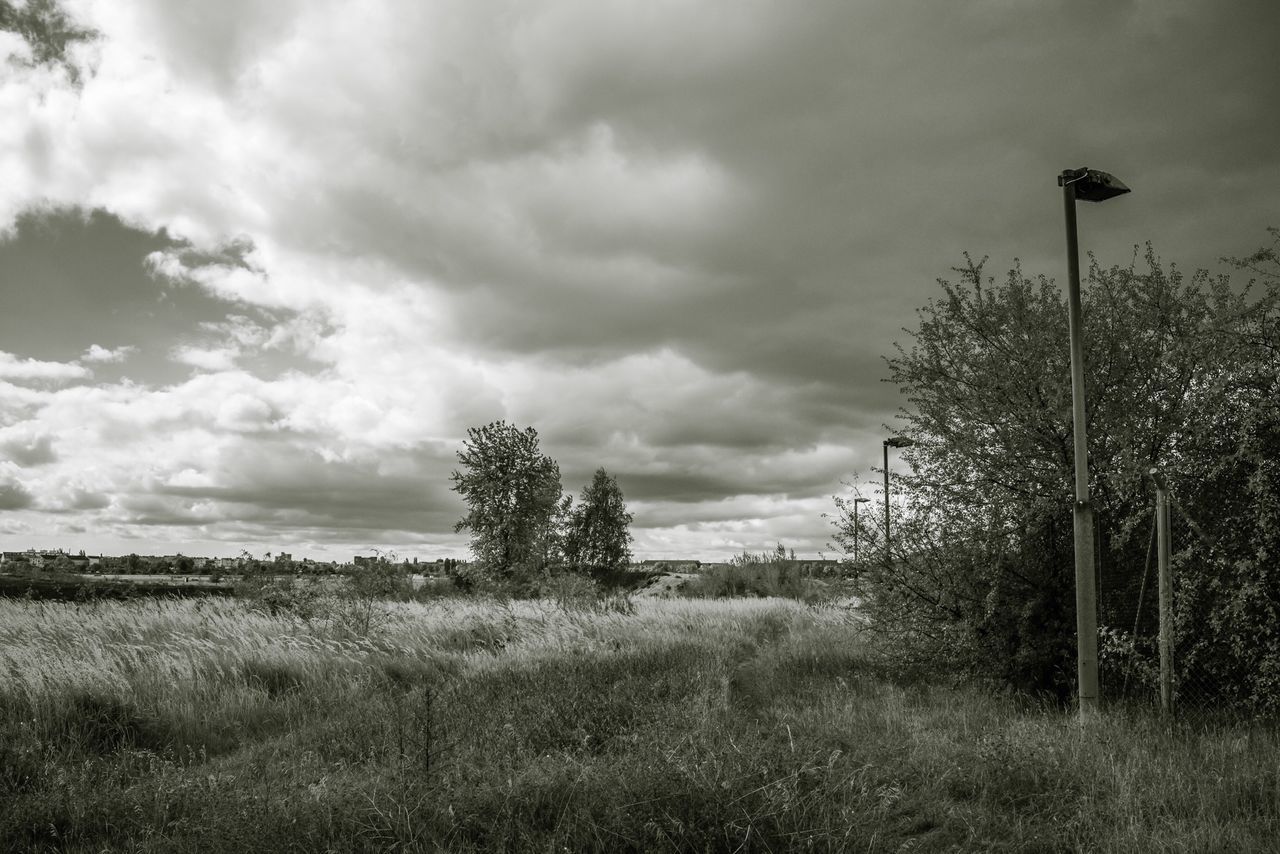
1;0;1277;561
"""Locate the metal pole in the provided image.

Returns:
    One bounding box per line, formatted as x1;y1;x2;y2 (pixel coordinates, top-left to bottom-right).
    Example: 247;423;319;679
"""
1153;470;1173;717
1063;175;1100;719
883;441;891;563
853;500;860;564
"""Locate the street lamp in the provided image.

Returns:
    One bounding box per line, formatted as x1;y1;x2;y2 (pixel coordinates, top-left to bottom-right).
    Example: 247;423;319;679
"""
851;497;870;564
883;436;915;561
1058;165;1130;719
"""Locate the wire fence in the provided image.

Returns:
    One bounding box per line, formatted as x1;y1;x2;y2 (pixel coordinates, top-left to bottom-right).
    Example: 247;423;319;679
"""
1098;472;1243;725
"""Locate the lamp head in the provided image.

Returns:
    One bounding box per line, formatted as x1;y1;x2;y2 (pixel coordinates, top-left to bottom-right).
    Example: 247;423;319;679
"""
1058;167;1130;202
884;436;916;449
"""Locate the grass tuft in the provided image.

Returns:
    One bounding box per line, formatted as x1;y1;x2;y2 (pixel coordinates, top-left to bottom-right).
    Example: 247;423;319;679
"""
1;595;1278;851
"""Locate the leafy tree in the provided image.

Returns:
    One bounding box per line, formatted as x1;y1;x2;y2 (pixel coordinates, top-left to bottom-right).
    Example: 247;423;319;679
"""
546;493;577;567
1168;228;1280;710
451;421;563;579
564;468;633;570
833;237;1280;703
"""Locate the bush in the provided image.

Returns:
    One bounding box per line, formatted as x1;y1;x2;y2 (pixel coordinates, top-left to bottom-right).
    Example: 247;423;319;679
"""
684;560;822;601
835;237;1280;704
236;575;332;620
345;562;414;602
541;572;601;611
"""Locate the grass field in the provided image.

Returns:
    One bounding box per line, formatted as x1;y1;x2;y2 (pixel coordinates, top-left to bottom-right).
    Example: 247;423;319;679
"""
2;594;1278;852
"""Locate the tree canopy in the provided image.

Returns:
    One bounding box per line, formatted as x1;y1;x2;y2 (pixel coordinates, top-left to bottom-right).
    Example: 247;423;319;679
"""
450;421;562;579
564;468;634;571
833;230;1280;707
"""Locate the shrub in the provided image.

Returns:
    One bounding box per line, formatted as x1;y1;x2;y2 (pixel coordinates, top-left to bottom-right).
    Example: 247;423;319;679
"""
684;558;820;601
834;237;1280;704
236;575;331;620
541;572;602;612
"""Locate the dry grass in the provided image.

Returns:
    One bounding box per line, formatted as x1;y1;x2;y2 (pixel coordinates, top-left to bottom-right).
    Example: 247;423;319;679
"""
2;594;1278;852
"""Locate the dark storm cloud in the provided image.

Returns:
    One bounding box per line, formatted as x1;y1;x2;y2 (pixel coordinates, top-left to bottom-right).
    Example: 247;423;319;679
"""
0;434;56;466
0;208;237;382
0;0;97;83
2;0;1277;559
381;0;1280;399
153;443;461;535
619;460;848;506
0;476;34;510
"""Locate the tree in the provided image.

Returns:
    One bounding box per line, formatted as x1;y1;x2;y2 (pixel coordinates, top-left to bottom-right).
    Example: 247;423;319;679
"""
546;493;577;567
564;468;634;570
451;421;563;579
833;239;1280;703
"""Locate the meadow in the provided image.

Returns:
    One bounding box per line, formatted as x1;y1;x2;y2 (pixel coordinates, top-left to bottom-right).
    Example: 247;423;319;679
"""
2;591;1279;852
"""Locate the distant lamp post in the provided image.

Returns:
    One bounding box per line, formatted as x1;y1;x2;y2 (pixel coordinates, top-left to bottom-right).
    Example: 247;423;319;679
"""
851;498;870;564
1058;166;1131;720
883;436;916;561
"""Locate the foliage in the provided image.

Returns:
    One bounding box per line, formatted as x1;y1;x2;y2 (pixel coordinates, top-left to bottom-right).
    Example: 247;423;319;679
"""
451;421;563;580
563;467;634;571
729;543;797;565
1168;227;1280;711
582;563;664;593
538;571;636;615
686;547;827;601
832;235;1280;704
234;559;414;635
234;574;332;621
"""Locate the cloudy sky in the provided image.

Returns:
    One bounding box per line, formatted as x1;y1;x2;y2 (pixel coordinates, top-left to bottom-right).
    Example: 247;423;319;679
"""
1;0;1277;561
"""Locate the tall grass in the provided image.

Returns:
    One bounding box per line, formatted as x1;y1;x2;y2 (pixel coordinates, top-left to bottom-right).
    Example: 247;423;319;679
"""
684;561;822;599
2;595;1277;851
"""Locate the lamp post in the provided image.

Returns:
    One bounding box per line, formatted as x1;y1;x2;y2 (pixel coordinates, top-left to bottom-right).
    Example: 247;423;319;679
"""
1058;166;1130;720
851;497;870;563
883;436;915;561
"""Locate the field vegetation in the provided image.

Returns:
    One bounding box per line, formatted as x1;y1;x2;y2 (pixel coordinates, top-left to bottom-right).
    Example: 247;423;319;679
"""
4;593;1279;852
833;233;1280;712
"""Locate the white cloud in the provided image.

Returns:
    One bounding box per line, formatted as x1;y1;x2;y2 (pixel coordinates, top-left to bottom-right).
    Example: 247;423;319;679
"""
82;344;138;363
0;0;905;557
1;0;1276;560
0;351;91;382
170;345;238;372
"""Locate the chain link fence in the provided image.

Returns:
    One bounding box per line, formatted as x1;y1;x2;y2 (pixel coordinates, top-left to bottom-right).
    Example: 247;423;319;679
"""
1098;472;1249;725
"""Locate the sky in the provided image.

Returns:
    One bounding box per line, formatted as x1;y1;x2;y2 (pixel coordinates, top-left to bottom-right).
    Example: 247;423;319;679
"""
1;0;1277;562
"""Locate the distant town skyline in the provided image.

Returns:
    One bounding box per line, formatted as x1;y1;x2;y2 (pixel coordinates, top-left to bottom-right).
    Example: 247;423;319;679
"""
3;2;1279;561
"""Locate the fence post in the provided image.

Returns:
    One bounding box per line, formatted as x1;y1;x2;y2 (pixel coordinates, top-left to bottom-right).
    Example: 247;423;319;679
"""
1151;468;1174;718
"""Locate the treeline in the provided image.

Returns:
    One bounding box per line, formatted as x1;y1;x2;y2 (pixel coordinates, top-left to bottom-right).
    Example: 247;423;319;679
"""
832;229;1280;712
